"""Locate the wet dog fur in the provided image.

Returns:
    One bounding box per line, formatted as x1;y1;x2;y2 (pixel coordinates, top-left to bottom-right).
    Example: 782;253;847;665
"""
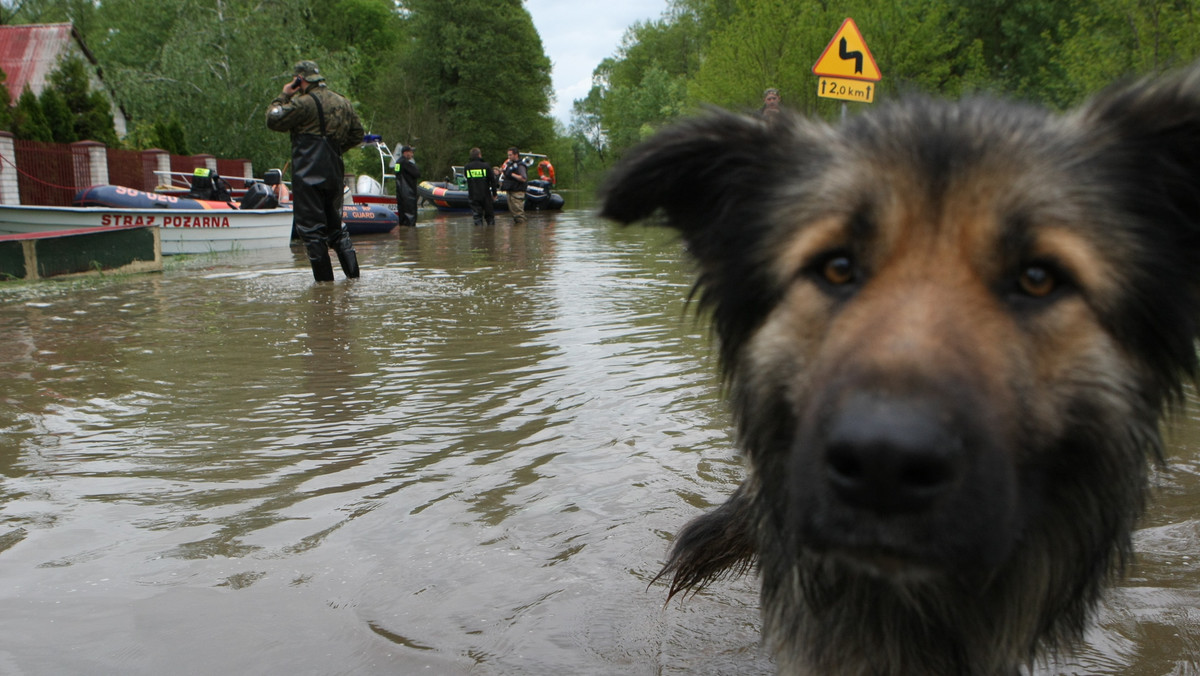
599;65;1200;675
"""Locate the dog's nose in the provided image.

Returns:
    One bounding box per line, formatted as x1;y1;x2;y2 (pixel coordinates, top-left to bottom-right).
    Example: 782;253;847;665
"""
823;394;963;513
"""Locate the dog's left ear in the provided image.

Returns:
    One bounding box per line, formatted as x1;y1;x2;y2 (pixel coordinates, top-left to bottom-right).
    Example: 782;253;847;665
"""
1078;64;1200;387
1079;64;1200;234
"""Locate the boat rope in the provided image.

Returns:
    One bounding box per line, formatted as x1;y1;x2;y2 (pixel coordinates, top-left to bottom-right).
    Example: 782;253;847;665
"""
0;148;83;192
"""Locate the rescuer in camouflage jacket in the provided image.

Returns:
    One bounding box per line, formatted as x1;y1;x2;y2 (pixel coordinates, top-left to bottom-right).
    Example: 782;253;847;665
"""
266;60;365;282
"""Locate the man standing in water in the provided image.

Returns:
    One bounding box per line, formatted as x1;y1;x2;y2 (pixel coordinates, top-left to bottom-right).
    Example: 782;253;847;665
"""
393;145;420;228
464;147;497;227
267;60;365;282
500;147;528;226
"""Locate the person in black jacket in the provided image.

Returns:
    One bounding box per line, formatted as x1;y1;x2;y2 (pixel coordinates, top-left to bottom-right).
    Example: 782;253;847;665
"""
500;147;528;225
464;147;497;226
266;60;364;282
393;145;420;227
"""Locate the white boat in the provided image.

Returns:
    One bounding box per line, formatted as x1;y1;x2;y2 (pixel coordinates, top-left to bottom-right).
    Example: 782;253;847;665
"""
0;202;293;255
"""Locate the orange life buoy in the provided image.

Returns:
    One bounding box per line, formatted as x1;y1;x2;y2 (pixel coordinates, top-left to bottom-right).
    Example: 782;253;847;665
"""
537;160;556;185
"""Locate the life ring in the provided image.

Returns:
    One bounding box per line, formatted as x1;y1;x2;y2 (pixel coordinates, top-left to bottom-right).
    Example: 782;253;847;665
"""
537;159;556;185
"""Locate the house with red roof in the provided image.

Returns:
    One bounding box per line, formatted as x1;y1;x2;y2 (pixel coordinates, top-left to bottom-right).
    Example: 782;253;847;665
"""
0;22;128;137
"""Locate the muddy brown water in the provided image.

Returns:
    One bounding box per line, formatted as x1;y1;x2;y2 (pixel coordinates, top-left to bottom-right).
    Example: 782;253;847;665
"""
1;202;1197;675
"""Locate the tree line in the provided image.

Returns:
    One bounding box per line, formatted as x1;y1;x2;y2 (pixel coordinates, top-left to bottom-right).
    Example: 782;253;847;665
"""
571;0;1200;185
4;0;1200;191
1;0;559;186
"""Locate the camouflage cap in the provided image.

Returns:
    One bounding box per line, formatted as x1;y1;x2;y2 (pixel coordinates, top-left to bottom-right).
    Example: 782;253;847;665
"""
293;60;325;83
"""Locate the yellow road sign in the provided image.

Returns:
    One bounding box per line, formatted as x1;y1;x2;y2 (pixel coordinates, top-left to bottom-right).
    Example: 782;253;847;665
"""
812;18;881;82
817;77;876;103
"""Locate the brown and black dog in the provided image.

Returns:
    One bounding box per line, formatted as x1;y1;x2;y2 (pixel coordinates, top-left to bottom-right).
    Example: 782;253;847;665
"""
600;66;1200;675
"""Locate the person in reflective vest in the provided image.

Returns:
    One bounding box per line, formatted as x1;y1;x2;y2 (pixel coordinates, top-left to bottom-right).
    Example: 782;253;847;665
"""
464;147;498;226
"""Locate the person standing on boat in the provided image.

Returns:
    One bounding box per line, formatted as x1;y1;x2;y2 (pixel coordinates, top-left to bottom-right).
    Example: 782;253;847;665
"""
500;147;528;225
464;147;498;227
393;145;420;227
266;60;365;282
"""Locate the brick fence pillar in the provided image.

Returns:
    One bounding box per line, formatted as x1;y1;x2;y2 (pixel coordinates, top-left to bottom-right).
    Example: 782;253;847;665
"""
0;131;18;204
72;140;109;187
142;149;170;189
193;154;216;174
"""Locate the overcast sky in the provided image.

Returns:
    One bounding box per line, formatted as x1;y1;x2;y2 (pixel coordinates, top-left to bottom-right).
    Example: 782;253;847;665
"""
526;0;670;127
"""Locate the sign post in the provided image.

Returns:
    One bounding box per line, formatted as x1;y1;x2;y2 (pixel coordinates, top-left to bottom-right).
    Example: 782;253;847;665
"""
813;18;881;109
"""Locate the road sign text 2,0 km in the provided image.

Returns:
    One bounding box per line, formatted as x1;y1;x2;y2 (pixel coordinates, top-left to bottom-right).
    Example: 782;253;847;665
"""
818;77;875;103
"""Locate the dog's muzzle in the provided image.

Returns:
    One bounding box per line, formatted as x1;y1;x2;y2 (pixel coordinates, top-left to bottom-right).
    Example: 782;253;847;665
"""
823;392;965;514
789;383;1020;578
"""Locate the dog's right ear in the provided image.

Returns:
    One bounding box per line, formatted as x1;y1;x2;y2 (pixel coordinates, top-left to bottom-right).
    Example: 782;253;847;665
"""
598;110;797;258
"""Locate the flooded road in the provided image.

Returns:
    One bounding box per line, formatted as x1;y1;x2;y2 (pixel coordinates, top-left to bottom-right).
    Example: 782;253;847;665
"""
1;202;1197;675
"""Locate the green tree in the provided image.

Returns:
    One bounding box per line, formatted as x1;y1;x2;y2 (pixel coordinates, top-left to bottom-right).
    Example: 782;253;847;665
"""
1050;0;1200;107
954;0;1084;98
13;86;52;141
3;0;99;39
575;12;699;162
38;87;73;141
402;0;555;178
851;0;989;99
363;56;457;182
0;66;14;132
309;0;404;96
93;0;331;171
668;0;738;41
153;116;190;156
46;55;117;144
688;0;831;114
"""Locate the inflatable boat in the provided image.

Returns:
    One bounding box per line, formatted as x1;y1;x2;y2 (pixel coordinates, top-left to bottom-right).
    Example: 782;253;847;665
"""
417;179;563;213
75;184;398;235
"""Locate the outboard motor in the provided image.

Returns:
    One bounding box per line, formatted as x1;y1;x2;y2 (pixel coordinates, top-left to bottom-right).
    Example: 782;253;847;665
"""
262;168;290;203
239;181;279;210
526;179;550;205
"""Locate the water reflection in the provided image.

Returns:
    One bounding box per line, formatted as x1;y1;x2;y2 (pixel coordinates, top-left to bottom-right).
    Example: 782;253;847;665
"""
0;207;1196;675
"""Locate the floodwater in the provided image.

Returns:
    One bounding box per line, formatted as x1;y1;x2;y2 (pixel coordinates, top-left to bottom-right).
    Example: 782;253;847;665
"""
0;201;1197;675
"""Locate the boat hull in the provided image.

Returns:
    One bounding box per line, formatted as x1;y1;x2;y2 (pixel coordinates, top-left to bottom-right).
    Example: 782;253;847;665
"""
96;184;399;237
340;203;399;234
0;204;293;255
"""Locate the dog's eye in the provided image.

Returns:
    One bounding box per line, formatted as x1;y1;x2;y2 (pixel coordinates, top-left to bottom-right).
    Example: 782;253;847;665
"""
1017;265;1056;298
822;255;856;286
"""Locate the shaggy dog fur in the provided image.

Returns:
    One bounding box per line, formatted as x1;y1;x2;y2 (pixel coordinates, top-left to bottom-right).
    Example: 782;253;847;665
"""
599;65;1200;675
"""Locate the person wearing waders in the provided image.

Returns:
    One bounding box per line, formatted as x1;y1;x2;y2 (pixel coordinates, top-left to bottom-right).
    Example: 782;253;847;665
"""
393;145;420;228
266;60;365;281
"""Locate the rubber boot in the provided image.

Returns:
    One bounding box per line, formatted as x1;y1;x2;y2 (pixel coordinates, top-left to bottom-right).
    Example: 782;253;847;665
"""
335;243;360;279
309;253;334;282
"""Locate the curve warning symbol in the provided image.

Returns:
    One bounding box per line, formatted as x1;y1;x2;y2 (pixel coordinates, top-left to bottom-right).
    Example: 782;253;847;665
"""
813;18;881;82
